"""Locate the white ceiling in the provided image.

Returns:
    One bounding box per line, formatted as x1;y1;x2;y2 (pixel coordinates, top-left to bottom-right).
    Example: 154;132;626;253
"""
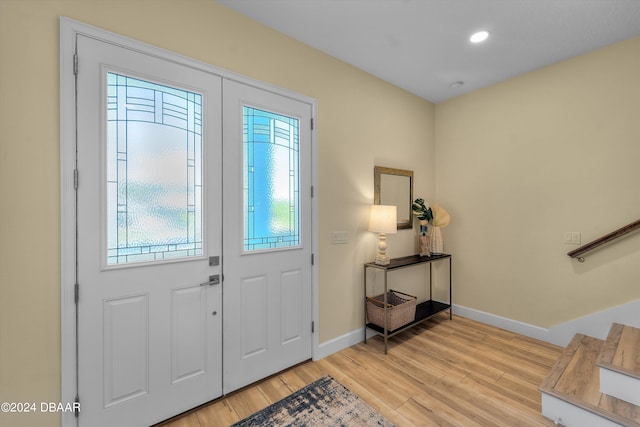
215;0;640;103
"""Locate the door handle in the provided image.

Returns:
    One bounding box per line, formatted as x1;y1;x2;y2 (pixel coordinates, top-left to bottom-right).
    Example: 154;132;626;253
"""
200;275;220;286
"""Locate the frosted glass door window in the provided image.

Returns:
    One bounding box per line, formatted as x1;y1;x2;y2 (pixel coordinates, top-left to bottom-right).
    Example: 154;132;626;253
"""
107;73;203;265
243;107;300;251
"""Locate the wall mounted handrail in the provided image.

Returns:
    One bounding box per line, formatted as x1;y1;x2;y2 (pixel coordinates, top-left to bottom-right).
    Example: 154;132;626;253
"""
567;219;640;262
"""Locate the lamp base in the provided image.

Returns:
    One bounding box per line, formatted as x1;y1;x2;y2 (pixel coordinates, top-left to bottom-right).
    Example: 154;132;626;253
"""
375;254;390;265
374;232;390;265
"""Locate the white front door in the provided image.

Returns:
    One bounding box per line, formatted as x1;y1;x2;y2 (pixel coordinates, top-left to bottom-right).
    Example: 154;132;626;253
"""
222;80;313;392
76;35;222;427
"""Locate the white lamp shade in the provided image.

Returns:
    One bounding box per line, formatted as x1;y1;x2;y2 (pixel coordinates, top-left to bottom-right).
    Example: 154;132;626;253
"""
368;205;397;234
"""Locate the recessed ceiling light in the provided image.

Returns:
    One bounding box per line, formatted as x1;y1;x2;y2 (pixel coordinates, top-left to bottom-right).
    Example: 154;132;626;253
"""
470;30;490;44
449;81;464;89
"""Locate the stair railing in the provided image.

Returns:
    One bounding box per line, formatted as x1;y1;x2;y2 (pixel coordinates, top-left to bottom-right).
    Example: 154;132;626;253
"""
567;219;640;262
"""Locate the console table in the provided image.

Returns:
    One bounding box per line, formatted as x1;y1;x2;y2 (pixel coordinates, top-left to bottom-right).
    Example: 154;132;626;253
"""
364;254;452;354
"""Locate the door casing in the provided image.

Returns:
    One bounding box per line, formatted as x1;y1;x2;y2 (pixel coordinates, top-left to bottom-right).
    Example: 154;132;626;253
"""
60;17;319;427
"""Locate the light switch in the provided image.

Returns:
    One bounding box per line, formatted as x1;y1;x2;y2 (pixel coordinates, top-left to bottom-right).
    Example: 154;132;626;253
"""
332;231;349;244
572;232;581;244
563;232;581;244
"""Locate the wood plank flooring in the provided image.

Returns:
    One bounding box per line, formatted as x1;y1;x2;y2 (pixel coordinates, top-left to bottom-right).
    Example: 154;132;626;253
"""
157;313;562;427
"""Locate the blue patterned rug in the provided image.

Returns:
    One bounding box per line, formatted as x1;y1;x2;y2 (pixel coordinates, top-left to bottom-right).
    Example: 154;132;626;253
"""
231;375;394;426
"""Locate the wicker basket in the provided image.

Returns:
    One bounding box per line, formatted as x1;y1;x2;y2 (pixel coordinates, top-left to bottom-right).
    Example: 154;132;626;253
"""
366;290;417;331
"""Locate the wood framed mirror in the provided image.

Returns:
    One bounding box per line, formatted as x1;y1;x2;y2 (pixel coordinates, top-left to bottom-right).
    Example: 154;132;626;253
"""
374;166;413;230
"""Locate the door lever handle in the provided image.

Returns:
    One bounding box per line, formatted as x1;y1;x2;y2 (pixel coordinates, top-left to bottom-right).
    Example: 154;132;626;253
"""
200;274;220;286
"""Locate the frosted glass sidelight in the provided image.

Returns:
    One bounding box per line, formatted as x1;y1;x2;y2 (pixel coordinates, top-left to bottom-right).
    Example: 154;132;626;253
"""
243;107;300;251
106;73;203;265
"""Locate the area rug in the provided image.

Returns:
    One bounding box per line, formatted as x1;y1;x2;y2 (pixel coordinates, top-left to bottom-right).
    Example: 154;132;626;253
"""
231;375;394;426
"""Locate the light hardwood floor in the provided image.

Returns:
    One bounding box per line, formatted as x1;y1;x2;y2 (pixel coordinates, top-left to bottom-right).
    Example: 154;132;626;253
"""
157;313;563;427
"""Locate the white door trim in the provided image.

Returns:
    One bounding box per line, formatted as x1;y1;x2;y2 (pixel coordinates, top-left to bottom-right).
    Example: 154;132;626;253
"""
60;17;319;427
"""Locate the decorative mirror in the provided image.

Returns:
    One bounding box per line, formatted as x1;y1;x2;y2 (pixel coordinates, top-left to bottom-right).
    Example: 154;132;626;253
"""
374;166;413;230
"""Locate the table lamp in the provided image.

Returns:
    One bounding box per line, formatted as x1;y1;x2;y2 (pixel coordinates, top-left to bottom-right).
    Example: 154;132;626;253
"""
368;205;397;265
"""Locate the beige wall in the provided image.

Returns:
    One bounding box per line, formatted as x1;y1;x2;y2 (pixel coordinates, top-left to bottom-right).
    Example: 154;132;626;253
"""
0;1;434;425
4;1;638;425
435;35;640;328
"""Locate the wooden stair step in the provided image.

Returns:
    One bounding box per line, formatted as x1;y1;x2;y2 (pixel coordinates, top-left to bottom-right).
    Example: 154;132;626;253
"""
596;323;640;406
539;333;640;426
597;323;640;380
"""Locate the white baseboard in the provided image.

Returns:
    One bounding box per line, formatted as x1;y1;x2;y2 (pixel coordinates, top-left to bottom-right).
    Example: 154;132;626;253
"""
454;301;640;347
314;327;377;360
543;299;640;346
314;299;640;359
451;304;551;342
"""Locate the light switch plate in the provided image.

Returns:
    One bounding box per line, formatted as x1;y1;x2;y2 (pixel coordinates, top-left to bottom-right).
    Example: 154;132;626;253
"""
332;231;349;244
563;232;581;244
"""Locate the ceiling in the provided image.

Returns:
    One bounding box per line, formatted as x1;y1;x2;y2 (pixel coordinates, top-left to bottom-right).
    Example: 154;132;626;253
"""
215;0;640;103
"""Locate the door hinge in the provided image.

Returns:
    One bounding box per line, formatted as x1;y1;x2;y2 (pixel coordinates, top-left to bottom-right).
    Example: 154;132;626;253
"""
310;118;314;130
310;185;314;198
311;321;315;333
74;283;79;304
73;169;79;190
311;254;314;265
74;395;80;418
73;53;78;76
